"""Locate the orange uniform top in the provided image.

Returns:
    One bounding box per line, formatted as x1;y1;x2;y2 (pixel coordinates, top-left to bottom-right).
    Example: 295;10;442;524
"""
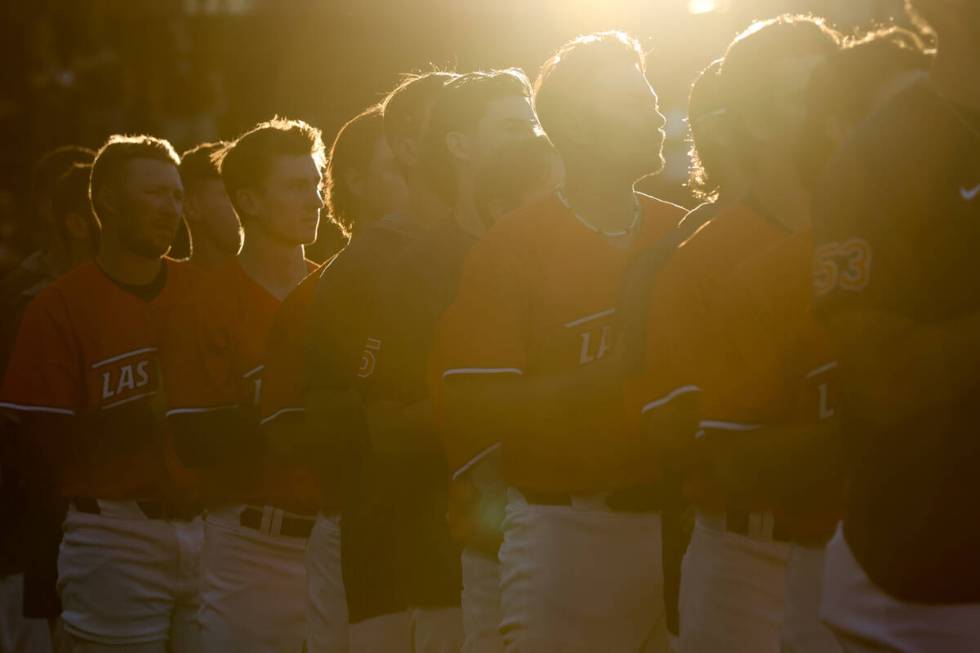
435;192;684;493
641;202;838;511
258;267;327;512
163;258;314;505
0;260;201;500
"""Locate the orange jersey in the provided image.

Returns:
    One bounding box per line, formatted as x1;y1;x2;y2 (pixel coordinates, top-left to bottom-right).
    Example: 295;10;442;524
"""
0;260;201;500
435;192;685;493
163;259;314;504
641;202;838;508
258;267;326;512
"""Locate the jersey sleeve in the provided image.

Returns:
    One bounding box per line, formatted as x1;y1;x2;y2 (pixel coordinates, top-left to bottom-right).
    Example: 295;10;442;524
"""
437;230;529;381
0;289;81;416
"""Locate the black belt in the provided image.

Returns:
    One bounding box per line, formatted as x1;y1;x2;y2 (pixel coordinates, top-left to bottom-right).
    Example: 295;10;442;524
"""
520;485;665;513
725;508;792;543
71;497;201;521
239;507;316;539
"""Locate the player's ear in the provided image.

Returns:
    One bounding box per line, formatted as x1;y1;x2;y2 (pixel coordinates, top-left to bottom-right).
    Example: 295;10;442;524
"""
182;193;201;223
445;131;472;163
235;188;260;222
64;212;89;240
96;184;119;218
392;136;420;169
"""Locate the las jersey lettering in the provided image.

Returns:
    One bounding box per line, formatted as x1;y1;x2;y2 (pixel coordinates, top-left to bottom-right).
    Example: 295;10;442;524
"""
92;347;159;409
568;308;615;366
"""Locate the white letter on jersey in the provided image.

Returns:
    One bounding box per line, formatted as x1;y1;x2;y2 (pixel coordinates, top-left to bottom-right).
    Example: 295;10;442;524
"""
578;325;612;365
102;371;115;399
135;360;150;388
818;383;835;420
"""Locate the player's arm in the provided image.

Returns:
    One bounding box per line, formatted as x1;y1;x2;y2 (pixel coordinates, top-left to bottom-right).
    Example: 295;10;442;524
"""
824;307;980;430
300;267;372;461
363;398;442;456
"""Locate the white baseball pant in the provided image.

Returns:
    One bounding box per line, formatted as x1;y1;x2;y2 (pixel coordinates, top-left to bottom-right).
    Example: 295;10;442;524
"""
460;547;503;653
304;512;349;653
58;502;201;651
821;525;980;653
198;505;308;653
498;488;668;653
349;608;463;653
677;512;790;653
0;573;52;653
779;544;841;653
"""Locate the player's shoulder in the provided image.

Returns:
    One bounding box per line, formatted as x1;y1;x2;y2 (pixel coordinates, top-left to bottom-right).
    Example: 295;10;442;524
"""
637;192;686;222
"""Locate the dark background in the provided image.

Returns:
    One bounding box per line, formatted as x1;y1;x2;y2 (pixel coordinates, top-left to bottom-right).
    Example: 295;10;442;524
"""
0;0;912;265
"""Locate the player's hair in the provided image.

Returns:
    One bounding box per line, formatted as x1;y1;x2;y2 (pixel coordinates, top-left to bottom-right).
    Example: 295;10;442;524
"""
381;71;458;151
808;27;932;130
687;59;729;202
533;31;646;157
52;163;100;246
214;117;325;222
29;145;95;217
323;104;385;238
179;141;227;192
89;135;181;224
423;69;533;203
718;15;841;169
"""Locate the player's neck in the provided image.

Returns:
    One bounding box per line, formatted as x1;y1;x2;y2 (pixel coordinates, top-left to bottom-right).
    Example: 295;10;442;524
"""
561;164;637;234
930;36;980;110
238;228;307;300
404;173;450;230
749;159;810;233
190;236;235;271
453;176;485;238
96;235;164;286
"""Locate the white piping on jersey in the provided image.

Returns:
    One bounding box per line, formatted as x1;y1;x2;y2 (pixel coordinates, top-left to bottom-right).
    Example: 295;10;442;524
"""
443;368;523;379
452;442;502;481
0;402;75;416
259;406;304;426
91;347;158;369
101;391;157;411
805;361;838;379
165;405;237;417
641;385;702;414
699;420;762;431
243;365;265;379
563;308;616;329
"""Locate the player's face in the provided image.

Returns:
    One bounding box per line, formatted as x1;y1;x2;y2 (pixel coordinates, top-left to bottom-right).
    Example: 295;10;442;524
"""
114;158;184;258
583;63;666;179
470;95;539;170
359;135;409;221
254;154;323;247
188;179;242;255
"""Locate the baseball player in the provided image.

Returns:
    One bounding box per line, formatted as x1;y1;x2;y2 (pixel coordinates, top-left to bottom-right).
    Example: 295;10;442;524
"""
812;1;980;650
163;118;323;653
262;102;410;653
356;70;541;653
638;16;842;653
177;142;241;270
0;135;203;652
302;71;455;652
437;133;561;653
438;32;684;652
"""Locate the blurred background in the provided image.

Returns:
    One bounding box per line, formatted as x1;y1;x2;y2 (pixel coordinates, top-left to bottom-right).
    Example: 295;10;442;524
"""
0;0;913;268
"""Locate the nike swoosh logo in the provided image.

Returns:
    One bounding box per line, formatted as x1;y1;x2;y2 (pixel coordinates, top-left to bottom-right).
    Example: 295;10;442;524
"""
961;184;980;201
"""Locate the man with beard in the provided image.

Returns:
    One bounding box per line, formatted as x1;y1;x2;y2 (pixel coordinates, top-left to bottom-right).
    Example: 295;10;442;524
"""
638;16;842;653
438;32;685;652
0;135;203;652
813;1;980;650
